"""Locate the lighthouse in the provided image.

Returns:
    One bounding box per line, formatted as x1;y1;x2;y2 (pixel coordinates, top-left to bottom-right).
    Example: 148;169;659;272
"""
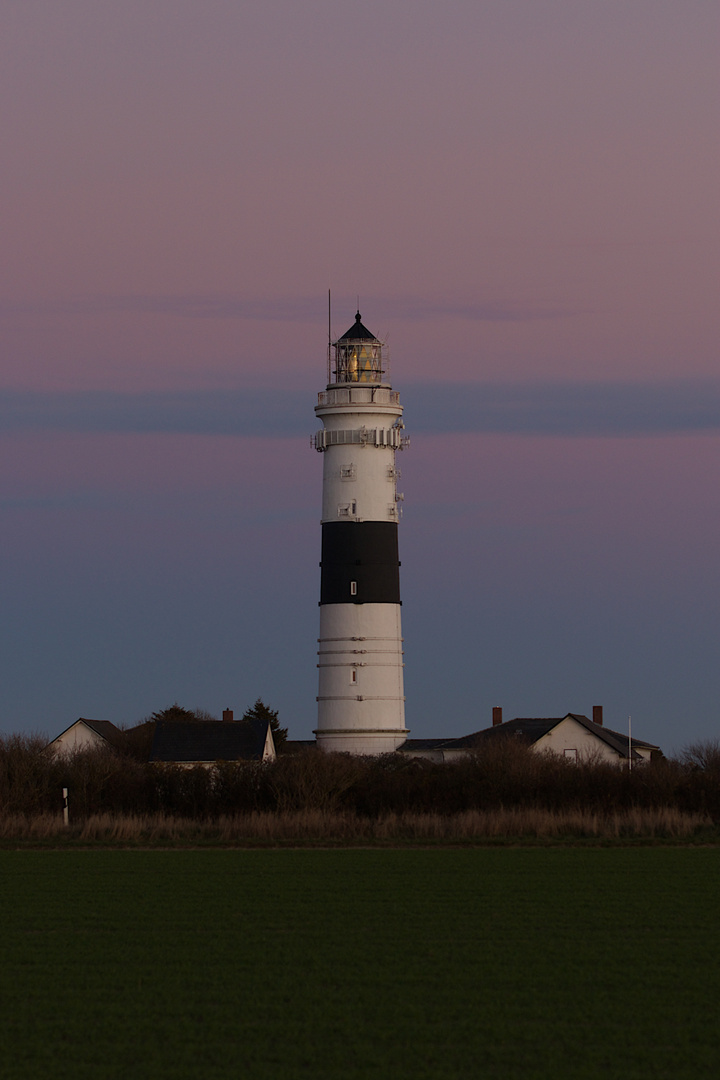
314;310;408;754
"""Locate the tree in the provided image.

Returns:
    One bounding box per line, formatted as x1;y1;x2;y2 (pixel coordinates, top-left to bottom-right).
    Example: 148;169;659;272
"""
242;698;288;750
149;704;217;723
680;739;720;773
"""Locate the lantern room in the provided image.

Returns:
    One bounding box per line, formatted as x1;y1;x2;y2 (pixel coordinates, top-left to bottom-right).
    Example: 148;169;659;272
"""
330;311;387;385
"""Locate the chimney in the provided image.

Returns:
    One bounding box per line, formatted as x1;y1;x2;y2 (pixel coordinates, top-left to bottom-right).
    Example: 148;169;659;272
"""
222;708;233;723
592;705;603;727
492;706;503;727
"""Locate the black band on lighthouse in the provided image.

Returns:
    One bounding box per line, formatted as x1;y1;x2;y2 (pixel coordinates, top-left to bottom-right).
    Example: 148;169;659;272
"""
320;521;401;605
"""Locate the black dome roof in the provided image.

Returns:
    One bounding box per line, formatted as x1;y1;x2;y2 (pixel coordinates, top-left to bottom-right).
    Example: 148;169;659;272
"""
336;310;378;342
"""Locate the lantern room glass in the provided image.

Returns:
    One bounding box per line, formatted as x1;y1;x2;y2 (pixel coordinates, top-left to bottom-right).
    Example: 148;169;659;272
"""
333;341;384;384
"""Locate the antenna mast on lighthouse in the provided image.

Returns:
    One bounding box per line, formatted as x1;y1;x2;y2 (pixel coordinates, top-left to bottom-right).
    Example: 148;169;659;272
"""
313;309;408;754
327;289;332;385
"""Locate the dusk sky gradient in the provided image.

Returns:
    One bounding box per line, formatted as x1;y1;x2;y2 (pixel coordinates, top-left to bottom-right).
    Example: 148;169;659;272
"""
1;1;718;751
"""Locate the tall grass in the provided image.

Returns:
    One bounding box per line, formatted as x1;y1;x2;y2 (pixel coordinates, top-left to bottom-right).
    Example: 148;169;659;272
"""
0;807;711;843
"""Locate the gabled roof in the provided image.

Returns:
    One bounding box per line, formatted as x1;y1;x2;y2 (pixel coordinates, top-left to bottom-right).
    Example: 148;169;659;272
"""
399;713;660;759
81;718;124;741
400;737;474;752
398;730;495;754
336;310;378;342
49;717;126;750
149;720;272;763
474;714;659;758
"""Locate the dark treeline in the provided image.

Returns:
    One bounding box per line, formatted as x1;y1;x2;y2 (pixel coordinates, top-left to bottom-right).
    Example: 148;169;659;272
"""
1;735;720;821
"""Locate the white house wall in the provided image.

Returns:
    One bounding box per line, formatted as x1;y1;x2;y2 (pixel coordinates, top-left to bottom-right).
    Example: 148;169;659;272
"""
263;725;277;762
50;722;107;755
533;717;622;763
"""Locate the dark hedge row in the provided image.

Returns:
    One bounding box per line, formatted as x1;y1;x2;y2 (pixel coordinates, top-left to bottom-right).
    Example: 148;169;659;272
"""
2;735;720;820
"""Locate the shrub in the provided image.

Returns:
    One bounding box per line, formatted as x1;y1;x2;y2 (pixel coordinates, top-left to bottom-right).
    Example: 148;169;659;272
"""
1;733;719;824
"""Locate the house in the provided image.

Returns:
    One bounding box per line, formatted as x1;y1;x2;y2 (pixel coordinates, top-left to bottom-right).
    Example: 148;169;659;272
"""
398;709;661;765
396;732;485;764
47;718;126;756
149;719;276;765
479;712;660;764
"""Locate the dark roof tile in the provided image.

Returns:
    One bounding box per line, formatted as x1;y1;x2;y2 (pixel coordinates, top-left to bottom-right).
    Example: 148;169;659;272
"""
149;720;270;763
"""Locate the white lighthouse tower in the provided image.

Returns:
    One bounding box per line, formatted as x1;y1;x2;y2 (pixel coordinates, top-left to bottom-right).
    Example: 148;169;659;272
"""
314;310;408;754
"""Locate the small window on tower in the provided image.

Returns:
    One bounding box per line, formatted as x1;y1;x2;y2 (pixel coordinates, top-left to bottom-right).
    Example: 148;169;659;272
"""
341;464;356;481
350;581;357;596
350;669;357;684
338;504;350;517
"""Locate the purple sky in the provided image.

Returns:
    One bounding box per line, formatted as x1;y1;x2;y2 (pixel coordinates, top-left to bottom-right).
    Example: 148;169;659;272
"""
1;1;718;751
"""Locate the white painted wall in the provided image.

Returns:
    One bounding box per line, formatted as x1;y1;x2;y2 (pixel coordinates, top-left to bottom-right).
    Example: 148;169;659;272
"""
533;716;629;763
50;721;107;755
263;724;277;762
315;383;407;754
316;386;404;524
316;603;406;754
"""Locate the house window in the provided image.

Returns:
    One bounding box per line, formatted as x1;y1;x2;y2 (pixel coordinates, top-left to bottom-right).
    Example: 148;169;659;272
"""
350;581;357;596
564;748;578;762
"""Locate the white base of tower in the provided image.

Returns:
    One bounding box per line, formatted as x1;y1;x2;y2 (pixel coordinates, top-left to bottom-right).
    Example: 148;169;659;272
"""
315;602;407;755
314;728;408;755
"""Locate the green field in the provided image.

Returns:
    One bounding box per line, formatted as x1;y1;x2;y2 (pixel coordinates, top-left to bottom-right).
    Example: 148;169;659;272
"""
1;850;718;1079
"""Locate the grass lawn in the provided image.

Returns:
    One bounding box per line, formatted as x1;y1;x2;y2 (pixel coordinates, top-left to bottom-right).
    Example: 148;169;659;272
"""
1;849;718;1079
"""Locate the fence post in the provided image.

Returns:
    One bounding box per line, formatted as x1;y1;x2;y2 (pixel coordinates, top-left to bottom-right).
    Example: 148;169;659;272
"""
62;787;69;826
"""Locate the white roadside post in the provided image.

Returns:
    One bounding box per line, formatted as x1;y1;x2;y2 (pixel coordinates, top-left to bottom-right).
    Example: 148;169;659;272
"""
628;715;632;772
62;787;69;826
